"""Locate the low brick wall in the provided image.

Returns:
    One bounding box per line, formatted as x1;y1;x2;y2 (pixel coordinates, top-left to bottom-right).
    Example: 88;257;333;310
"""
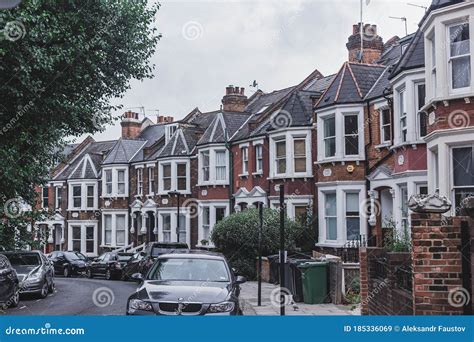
411;213;467;315
360;248;413;315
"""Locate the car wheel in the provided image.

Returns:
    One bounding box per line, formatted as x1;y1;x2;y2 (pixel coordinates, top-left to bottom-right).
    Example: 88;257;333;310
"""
39;281;48;299
86;269;93;279
63;267;70;278
105;270;111;280
48;280;55;293
9;287;19;308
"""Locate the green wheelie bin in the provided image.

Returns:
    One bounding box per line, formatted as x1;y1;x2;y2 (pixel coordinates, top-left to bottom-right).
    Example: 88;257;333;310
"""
297;261;328;304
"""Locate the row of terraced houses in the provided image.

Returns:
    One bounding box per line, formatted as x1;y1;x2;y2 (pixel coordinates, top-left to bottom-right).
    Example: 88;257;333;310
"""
34;0;474;260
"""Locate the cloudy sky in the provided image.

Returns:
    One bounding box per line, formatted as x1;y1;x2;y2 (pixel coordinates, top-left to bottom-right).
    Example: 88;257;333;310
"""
88;0;432;142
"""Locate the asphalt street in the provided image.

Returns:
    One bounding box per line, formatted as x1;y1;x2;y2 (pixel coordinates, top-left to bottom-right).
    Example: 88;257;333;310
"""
4;276;138;316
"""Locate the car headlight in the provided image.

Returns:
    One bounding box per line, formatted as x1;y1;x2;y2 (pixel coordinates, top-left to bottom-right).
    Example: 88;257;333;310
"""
208;301;235;313
27;272;41;281
129;299;153;312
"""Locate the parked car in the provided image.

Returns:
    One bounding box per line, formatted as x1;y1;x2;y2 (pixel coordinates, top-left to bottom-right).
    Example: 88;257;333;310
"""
136;242;189;277
1;251;55;299
126;250;246;316
86;252;134;280
120;252;145;281
0;254;19;308
48;251;89;277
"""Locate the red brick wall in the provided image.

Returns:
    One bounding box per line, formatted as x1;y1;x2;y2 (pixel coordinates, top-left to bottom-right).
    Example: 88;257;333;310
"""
411;213;466;315
427;98;474;134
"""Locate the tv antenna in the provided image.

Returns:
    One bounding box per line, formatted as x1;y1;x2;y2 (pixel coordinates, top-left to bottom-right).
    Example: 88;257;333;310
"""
407;3;428;11
389;16;408;36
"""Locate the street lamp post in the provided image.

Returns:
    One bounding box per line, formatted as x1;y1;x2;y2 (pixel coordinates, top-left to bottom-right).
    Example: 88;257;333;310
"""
168;191;181;242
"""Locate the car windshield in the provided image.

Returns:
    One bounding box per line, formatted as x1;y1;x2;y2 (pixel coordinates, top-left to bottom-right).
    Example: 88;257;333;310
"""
151;244;187;257
64;252;81;261
148;258;230;282
5;253;40;266
117;255;132;262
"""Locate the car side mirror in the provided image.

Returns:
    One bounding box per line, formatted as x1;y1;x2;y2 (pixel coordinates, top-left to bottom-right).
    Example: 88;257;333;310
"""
131;273;144;282
235;276;246;284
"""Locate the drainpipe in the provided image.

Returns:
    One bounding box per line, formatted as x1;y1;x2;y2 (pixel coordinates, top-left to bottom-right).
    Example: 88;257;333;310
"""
225;128;234;213
364;99;373;246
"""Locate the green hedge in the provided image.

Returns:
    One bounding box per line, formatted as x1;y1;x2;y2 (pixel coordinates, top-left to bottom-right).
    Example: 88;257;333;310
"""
211;208;313;279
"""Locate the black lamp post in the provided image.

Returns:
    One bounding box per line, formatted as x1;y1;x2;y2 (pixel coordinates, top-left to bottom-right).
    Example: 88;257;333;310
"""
168;190;181;242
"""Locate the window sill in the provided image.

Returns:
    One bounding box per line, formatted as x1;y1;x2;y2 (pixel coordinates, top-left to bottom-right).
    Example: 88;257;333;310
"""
390;141;425;150
101;195;128;199
316;157;364;164
238;173;250;178
67;208;97;212
253;171;263;177
197;182;229;187
157;191;192;196
375;143;392;150
267;174;313;180
315;242;347;248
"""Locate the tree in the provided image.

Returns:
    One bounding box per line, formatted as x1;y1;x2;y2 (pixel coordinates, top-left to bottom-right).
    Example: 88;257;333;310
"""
211;208;313;279
0;0;161;205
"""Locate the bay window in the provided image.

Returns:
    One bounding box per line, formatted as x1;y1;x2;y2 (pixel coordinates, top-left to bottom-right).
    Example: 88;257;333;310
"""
275;140;286;174
430;33;437;96
137;168;143;196
198;148;229;184
344;114;359;156
202;207;210;241
400;185;409;231
86;185;94;208
198;204;229;246
255;145;263;173
158;160;190;194
294;139;306;173
72;185;81;209
416;83;427;138
69;182;97;210
68;222;97;256
102;167;128;197
324;116;336;158
102;212;128;247
449;22;471;90
345;193;360;241
162;214;171;242
158;210;190;245
452;146;474;208
380;108;391;143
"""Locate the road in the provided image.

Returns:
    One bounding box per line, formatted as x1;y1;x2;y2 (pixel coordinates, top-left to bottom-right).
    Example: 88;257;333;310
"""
4;276;138;316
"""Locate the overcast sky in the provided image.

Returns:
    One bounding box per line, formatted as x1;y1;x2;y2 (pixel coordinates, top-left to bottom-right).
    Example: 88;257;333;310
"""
87;0;432;142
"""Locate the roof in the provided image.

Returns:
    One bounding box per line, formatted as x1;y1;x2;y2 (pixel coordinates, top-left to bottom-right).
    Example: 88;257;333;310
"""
102;139;146;165
130;124;167;163
55;140;116;180
316;63;385;109
157;126;202;158
389;29;425;79
198;111;251;145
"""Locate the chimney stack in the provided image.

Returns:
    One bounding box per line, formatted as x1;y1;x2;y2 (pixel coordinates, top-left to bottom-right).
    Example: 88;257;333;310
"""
346;23;384;64
120;111;142;139
222;85;248;112
157;116;174;124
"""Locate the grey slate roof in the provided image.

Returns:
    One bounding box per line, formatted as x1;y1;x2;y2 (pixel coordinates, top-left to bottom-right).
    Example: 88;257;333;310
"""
316;63;385;109
198;112;251;145
130;124;167;163
158;126;203;158
55;140;116;180
389;29;425;79
103;139;146;165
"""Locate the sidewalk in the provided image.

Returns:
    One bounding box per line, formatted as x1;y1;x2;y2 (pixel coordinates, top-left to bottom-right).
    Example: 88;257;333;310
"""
239;281;360;316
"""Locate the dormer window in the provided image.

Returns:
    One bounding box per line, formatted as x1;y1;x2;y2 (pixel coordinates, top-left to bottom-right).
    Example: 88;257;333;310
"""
165;124;178;144
449;22;471;91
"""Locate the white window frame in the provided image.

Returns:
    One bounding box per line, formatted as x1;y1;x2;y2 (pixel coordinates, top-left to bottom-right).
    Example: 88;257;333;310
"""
343;113;359;156
102;166;129;197
157;208;191;246
198;146;229;185
344;192;361;242
215;150;227;181
241;146;249;175
101;211;129;248
157;159;191;195
136;167;143;196
54;185;62;210
415;82;427;139
67;221;98;257
41;186;49;209
379;107;392;144
68;181;98;210
447;21;471;93
316;106;364;163
269;129;312;178
399;88;408;143
198;202;230;247
450;144;474;209
148;166;155;195
323;115;336;158
255;144;263;174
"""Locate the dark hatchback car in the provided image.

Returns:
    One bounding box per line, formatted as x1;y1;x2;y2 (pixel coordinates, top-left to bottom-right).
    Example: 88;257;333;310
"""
126;242;189;278
126;251;246;316
48;251;89;277
0;254;19;308
87;252;134;280
2;251;55;298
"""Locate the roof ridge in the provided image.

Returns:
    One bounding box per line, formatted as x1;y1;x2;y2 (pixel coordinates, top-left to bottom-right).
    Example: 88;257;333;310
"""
347;62;385;68
346;63;363;99
334;63;348;102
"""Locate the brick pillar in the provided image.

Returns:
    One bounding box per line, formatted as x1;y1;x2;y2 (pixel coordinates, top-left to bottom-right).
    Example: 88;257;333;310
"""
359;247;369;315
411;213;464;315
